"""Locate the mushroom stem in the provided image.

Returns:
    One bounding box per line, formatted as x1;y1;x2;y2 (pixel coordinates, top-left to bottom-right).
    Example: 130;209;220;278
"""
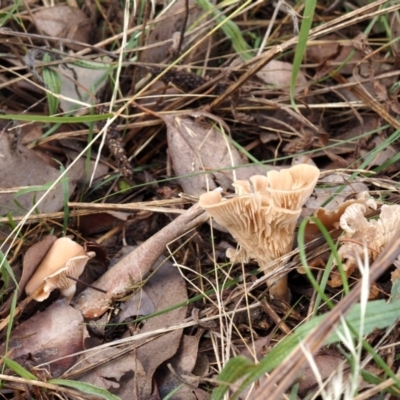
266;274;289;302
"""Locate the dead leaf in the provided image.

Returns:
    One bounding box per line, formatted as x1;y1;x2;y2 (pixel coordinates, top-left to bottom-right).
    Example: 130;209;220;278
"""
157;334;203;399
0;136;78;216
115;260;188;399
307;34;365;75
298;352;381;396
2;299;87;377
305;173;370;211
32;6;92;50
140;0;213;66
340;62;395;103
359;135;398;168
57;59;110;114
256;59;308;94
298;352;347;396
163;112;269;197
76;347;144;390
116;247;156;321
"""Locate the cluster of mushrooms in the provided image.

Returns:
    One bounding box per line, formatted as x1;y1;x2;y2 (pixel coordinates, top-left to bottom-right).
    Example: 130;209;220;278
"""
25;164;320;304
24;163;400;305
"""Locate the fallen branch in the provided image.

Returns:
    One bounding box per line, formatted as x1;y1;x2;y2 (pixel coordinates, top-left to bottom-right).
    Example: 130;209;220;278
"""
73;203;208;318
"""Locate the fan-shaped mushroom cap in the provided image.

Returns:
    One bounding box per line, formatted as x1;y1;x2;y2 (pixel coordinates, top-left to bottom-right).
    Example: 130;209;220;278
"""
199;164;320;267
339;203;371;234
25;237;94;302
266;164;320;210
39;252;95;302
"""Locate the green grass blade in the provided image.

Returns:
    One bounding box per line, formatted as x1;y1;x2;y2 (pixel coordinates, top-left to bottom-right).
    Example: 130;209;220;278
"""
14;183;54;198
196;0;252;60
42;53;62;115
0;114;112;123
290;0;317;109
2;290;18;375
0;251;17;287
48;379;121;400
211;356;255;400
2;358;37;380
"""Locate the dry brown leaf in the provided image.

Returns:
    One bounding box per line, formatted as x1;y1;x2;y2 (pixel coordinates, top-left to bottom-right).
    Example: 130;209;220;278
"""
140;0;213;66
0;136;79;216
359;135;398;168
32;6;92;50
117;289;155;321
115;260;188;399
76;347;143;391
256;59;308;94
163;112;269;197
157;334;203;400
298;352;347;396
2;299;87;377
340;63;395;103
57;59;110;114
298;353;381;396
307;34;366;75
0;236;57;317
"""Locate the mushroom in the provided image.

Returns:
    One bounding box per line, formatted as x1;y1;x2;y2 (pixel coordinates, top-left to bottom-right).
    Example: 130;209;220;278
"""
329;202;400;287
199;164;320;301
25;237;95;302
304;191;377;243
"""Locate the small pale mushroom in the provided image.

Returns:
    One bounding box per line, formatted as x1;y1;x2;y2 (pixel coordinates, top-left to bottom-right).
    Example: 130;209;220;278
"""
199;164;320;301
304;191;377;243
25;237;95;302
330;202;400;287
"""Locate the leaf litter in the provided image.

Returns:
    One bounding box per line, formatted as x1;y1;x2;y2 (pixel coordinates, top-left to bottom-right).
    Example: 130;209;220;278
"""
1;1;400;399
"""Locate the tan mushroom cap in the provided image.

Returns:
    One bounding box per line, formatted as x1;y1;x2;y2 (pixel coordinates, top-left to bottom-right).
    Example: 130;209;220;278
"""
39;252;95;302
266;164;320;210
25;237;94;302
